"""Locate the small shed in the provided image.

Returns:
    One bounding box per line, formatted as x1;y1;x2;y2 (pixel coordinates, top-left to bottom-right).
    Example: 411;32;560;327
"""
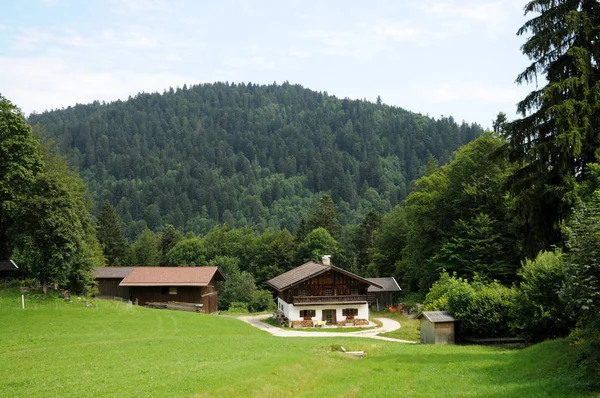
365;277;401;310
418;311;456;344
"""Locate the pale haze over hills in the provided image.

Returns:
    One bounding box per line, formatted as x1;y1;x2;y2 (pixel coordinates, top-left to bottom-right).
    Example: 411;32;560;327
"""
0;0;530;128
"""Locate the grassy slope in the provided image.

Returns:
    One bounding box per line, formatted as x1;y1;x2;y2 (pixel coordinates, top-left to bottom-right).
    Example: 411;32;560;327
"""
0;289;593;397
373;311;420;342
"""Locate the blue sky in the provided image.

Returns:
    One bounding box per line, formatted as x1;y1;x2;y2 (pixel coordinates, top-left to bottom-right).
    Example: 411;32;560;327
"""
0;0;534;128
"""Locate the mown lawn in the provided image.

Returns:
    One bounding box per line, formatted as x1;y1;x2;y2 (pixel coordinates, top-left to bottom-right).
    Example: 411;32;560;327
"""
0;288;594;397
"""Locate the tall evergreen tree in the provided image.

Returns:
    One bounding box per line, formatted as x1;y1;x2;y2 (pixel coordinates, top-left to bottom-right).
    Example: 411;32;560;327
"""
97;201;128;266
506;0;600;256
353;211;381;274
306;194;342;239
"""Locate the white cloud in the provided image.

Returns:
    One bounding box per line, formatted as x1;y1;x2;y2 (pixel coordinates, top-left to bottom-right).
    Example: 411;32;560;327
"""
372;20;422;43
409;0;527;38
223;56;275;70
0;56;198;114
109;0;168;14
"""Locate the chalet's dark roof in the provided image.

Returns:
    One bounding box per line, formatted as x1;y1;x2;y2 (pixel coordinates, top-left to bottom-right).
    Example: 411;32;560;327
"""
418;311;456;323
266;261;382;291
94;267;135;279
119;266;223;287
0;259;18;271
366;277;401;293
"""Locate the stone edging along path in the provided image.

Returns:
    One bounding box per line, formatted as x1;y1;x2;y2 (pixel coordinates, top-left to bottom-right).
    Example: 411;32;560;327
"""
237;314;417;344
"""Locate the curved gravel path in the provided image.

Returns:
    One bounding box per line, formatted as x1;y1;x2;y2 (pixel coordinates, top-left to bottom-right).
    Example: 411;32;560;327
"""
237;314;417;344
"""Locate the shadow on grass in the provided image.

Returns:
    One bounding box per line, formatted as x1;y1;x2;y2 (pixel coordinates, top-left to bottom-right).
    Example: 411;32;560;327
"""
367;340;592;397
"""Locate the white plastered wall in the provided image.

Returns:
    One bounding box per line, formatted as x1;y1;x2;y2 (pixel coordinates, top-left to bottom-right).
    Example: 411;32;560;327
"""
278;298;369;321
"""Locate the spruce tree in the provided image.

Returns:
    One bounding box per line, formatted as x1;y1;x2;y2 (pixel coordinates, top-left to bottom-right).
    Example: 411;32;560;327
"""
506;0;600;256
97;201;128;266
306;194;342;239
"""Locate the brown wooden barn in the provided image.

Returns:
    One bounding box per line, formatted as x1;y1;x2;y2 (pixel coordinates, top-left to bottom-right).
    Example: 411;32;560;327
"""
94;267;134;299
119;267;224;313
418;311;456;344
365;277;401;310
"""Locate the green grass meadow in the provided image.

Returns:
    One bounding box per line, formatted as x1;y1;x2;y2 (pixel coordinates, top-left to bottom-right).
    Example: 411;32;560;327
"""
0;288;594;397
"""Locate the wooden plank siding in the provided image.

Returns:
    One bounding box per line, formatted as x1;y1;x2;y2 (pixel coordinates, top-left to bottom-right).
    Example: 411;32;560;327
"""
434;322;455;344
420;319;455;344
277;269;369;305
368;291;394;310
97;278;130;299
131;284;219;313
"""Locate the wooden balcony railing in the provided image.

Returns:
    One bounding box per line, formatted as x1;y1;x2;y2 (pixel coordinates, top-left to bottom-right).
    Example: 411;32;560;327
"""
293;295;367;305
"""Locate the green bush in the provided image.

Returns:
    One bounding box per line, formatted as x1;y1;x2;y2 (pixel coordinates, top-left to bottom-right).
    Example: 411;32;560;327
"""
248;290;275;312
511;250;573;341
569;326;600;389
424;272;475;316
227;302;249;313
462;282;515;338
424;272;515;338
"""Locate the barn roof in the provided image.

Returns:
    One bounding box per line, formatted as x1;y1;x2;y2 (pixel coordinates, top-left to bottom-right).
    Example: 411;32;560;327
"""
94;267;134;279
266;261;382;291
366;277;401;292
119;266;223;287
418;311;456;323
0;259;18;271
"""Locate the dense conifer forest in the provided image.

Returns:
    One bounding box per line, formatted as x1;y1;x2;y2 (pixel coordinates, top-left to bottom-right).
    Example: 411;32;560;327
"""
28;82;482;239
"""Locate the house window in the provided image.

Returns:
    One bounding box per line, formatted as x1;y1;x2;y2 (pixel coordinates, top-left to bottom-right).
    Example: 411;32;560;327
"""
342;308;358;317
325;287;333;296
169;287;177;295
350;287;358;295
298;288;306;296
299;310;316;319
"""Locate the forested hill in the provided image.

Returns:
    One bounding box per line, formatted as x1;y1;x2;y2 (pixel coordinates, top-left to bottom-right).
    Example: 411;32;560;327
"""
29;82;483;239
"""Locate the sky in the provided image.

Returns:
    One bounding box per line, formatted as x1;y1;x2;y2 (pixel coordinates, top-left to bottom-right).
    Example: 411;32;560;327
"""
0;0;535;129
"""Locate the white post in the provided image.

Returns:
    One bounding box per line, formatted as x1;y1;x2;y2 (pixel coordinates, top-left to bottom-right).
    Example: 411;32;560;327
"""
21;294;25;309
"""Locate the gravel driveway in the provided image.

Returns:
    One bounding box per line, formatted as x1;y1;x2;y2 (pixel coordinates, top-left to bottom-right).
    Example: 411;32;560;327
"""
237;314;417;343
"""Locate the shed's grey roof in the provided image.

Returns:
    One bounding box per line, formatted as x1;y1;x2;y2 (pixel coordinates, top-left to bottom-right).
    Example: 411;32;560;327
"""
366;277;401;292
0;259;18;271
94;267;135;279
418;311;456;323
266;261;382;291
